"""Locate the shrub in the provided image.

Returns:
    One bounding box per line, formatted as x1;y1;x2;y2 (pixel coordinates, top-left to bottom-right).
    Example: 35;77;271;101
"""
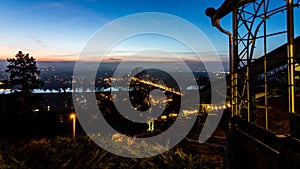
0;136;219;169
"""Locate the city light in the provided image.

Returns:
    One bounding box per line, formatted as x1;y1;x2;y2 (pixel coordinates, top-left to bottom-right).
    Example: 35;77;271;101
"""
161;115;167;120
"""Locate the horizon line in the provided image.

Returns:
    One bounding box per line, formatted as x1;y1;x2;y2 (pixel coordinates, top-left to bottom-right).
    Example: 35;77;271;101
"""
0;59;229;63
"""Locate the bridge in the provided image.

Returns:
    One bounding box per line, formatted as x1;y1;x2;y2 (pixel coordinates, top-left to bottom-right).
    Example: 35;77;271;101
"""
206;0;300;168
131;77;183;96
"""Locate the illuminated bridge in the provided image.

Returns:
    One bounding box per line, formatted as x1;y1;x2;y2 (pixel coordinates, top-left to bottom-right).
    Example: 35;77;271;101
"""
131;77;183;96
206;0;300;168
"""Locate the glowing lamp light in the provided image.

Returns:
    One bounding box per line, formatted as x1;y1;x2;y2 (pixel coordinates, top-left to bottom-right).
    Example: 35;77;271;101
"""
70;113;76;119
70;113;76;138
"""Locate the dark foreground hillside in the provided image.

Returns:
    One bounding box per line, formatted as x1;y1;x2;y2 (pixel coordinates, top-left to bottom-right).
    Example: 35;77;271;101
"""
0;136;224;169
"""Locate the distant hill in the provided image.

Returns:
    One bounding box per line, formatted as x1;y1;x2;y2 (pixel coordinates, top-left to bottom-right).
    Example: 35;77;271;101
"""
0;60;228;90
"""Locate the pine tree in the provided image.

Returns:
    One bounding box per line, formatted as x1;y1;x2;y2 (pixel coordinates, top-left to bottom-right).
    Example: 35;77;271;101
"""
6;51;43;95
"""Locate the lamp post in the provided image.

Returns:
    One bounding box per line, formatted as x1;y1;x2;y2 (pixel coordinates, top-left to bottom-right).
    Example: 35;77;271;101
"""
70;113;76;138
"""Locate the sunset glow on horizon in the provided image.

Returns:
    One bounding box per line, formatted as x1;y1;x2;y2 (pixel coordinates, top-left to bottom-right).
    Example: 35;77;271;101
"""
0;1;299;62
0;0;232;62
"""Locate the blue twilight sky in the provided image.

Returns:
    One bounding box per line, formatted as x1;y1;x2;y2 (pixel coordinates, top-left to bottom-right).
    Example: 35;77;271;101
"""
0;0;299;61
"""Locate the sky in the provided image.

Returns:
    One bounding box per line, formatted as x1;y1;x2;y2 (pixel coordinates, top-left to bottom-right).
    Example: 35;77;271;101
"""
0;0;299;62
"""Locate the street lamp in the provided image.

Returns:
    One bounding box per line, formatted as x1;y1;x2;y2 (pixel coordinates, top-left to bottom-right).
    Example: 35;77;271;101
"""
70;113;76;138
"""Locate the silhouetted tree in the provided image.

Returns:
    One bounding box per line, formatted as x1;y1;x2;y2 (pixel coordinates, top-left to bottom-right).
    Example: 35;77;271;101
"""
6;51;43;95
3;51;47;140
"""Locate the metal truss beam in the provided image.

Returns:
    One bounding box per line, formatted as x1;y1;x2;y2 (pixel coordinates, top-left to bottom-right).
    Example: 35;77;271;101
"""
206;0;300;132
